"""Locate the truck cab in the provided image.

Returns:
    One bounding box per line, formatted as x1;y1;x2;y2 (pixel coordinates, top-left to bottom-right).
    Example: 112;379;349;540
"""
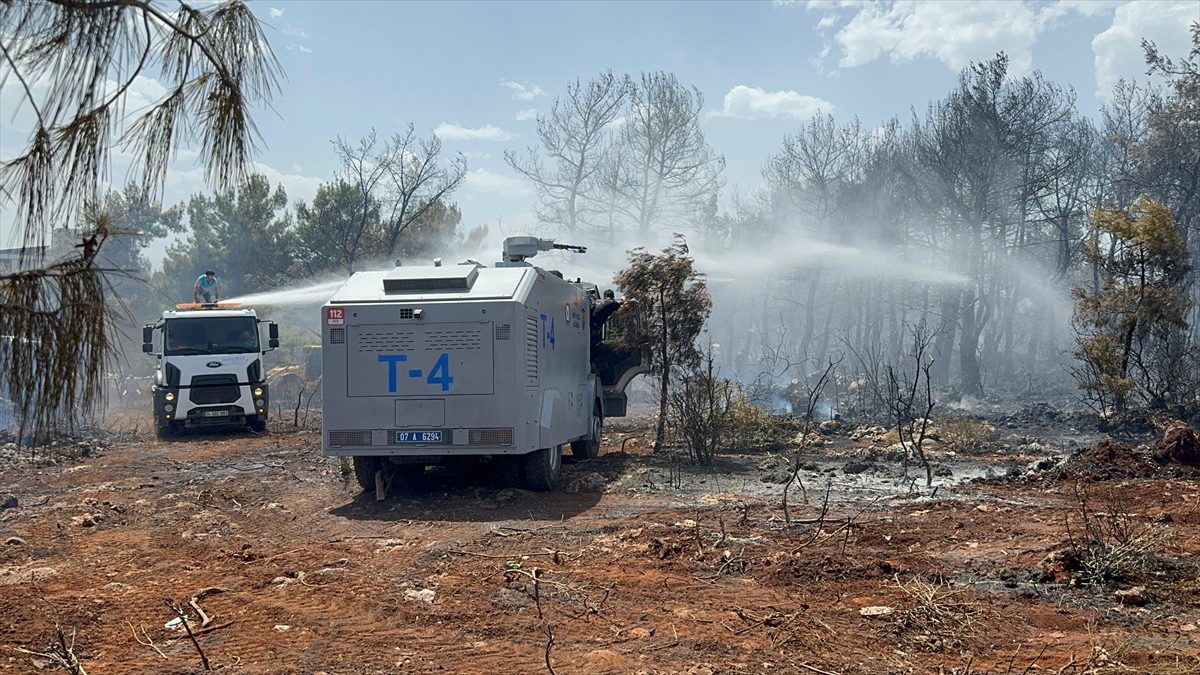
143;305;279;436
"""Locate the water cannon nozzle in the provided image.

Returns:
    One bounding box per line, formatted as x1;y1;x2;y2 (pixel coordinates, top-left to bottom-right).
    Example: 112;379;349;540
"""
552;243;587;254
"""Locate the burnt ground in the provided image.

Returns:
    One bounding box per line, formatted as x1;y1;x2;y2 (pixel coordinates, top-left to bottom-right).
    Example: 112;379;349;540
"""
1;410;1199;674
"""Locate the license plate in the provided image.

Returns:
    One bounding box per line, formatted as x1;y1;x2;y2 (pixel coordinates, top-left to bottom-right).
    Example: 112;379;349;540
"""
202;410;230;418
395;431;442;444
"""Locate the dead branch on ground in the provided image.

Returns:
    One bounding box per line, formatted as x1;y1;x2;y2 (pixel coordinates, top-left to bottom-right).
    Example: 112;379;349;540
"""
128;621;167;660
543;623;557;674
164;599;210;670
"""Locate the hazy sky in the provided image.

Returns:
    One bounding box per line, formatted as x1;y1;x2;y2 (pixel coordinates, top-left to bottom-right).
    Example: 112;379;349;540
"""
2;0;1198;253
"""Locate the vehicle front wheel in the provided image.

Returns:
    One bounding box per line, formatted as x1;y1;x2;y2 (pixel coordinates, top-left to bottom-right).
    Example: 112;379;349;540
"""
247;415;267;433
523;446;563;491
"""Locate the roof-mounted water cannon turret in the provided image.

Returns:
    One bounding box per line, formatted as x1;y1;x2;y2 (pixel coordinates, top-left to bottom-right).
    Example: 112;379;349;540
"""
498;235;587;267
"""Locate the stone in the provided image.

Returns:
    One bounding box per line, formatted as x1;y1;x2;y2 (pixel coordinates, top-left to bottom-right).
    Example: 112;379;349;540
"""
1114;586;1149;606
759;470;791;485
403;588;436;604
564;472;607;494
71;513;97;527
843;460;872;475
4;536;26;546
859;605;894;617
1;495;17;509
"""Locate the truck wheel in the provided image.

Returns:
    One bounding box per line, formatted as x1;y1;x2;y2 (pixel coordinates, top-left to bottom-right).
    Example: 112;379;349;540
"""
352;457;423;497
571;403;603;460
155;422;175;440
352;456;380;492
523;446;562;491
247;416;267;433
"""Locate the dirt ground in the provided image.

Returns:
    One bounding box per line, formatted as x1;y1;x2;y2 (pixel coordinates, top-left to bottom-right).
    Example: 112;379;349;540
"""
2;411;1199;674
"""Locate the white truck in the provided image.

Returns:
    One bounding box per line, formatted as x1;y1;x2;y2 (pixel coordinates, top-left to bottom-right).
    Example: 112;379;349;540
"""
142;304;279;437
321;236;644;493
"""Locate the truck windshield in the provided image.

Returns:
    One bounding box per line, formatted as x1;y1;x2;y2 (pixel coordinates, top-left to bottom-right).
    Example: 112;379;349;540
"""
164;317;259;356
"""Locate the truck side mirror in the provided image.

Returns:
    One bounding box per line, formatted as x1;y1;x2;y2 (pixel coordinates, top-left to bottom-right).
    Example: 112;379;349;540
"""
268;322;280;349
142;326;153;353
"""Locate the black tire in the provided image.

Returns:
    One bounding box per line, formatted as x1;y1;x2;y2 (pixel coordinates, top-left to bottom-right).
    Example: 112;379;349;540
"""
352;456;381;492
156;421;179;440
523;446;563;491
352;457;424;497
571;402;603;460
247;416;267;433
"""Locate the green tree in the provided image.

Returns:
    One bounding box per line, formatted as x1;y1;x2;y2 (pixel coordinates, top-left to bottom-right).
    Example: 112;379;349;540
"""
614;236;711;452
85;185;183;322
157;175;294;303
294;178;382;276
294;182;485;276
1071;197;1191;412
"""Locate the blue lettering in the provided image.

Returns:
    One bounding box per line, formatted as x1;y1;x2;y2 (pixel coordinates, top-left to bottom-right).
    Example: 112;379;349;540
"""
539;313;556;350
377;354;408;393
427;352;454;391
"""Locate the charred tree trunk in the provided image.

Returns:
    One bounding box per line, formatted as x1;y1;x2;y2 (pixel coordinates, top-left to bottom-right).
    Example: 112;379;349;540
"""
958;287;984;397
931;290;959;387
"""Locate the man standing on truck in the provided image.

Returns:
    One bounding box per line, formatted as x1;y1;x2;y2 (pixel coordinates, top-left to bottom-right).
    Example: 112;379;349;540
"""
590;289;621;348
194;270;221;304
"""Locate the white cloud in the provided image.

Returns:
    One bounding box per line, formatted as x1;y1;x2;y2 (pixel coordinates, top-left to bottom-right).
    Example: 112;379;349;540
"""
251;161;322;205
269;7;284;19
1092;1;1196;100
710;85;834;121
434;123;515;142
286;44;313;54
808;1;1123;77
281;25;308;39
463;168;532;195
515;108;538;122
500;80;546;101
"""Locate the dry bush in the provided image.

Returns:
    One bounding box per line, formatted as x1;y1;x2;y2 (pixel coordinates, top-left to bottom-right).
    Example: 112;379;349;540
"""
726;396;795;453
934;417;998;454
667;352;735;466
1065;486;1167;586
891;575;989;652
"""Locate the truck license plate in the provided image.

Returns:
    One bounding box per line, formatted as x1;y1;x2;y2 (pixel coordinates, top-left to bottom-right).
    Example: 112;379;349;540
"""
202;410;230;418
395;431;442;444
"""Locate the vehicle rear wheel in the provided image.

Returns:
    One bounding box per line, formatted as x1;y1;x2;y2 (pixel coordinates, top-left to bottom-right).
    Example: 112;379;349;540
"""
570;402;602;460
353;457;424;497
523;445;562;491
352;456;380;492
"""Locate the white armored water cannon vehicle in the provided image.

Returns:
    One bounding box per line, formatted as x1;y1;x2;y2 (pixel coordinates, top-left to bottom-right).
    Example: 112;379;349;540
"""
321;236;645;493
